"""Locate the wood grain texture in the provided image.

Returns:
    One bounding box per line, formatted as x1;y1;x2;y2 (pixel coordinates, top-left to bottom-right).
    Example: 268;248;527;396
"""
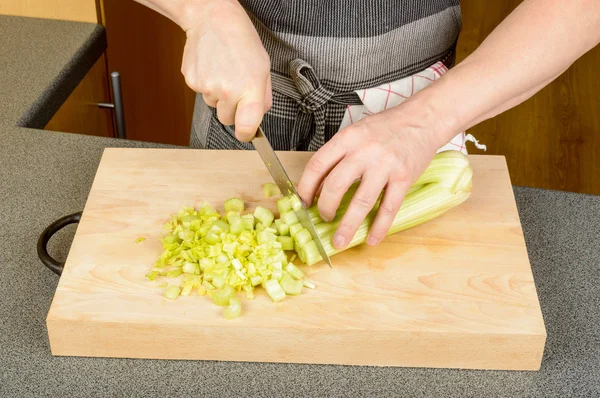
457;0;600;195
45;54;114;138
100;0;196;146
0;0;99;23
47;149;546;370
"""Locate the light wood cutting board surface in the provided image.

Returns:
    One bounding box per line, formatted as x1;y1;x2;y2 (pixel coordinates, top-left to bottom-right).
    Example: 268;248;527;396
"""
46;148;546;370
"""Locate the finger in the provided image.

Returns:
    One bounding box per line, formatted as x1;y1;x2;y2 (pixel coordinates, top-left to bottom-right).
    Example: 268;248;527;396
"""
366;180;410;246
235;92;264;142
297;136;347;207
264;75;273;112
332;171;388;250
202;93;217;108
216;100;236;126
317;157;365;222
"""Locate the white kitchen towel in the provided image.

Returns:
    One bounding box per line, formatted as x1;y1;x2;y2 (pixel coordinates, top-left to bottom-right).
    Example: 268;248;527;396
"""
338;61;486;154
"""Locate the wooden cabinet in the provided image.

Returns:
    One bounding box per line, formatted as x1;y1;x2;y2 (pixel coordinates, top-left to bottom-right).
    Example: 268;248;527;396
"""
44;54;115;138
100;0;196;146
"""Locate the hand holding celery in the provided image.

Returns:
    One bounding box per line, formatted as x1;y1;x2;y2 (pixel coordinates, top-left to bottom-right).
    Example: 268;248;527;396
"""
145;150;472;319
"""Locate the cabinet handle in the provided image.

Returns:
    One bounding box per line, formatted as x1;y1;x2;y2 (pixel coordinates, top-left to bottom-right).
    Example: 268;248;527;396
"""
98;71;126;139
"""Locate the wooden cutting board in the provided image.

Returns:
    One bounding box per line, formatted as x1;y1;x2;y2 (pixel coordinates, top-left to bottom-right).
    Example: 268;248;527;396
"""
46;148;546;370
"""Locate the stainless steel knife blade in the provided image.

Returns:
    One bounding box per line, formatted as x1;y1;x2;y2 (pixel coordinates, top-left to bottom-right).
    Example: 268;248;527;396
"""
252;126;333;268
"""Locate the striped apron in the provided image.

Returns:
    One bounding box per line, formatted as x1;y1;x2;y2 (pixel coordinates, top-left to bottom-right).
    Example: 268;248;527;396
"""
190;0;462;151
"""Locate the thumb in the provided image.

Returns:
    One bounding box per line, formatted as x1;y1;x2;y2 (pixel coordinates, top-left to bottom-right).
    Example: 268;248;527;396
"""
234;94;264;142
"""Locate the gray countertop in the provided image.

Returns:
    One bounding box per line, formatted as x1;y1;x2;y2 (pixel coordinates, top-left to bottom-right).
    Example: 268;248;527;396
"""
1;14;599;398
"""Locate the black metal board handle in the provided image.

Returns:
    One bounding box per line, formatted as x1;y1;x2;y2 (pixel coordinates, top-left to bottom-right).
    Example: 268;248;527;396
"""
37;212;82;275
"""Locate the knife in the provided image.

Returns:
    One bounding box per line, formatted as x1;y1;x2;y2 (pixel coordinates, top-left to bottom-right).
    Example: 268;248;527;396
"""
252;126;333;268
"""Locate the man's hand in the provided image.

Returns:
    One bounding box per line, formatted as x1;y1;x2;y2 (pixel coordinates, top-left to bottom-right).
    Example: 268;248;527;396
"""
297;98;450;250
180;0;272;141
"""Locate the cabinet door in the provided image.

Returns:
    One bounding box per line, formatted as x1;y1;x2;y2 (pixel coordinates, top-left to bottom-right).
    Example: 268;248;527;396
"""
45;54;115;138
100;0;196;146
458;0;600;195
0;0;98;23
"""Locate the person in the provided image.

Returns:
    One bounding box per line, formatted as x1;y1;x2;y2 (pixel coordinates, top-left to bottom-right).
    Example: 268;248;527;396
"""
134;0;600;250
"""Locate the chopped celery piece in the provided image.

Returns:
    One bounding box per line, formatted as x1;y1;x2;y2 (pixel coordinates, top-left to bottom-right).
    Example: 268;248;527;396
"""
241;214;255;231
285;263;304;279
210;220;230;234
272;269;283;280
231;258;243;270
225;210;240;221
281;273;303;295
264;279;286;302
250;275;262;286
295;229;312;245
303;280;316;289
264;227;278;235
182;261;197;274
244;285;255;300
289;195;302;212
277;236;294;251
197;286;207;296
276;221;289;236
146;271;157;281
277;196;292;215
224;297;242;319
262;183;281;198
255;223;264;233
272;261;283;270
254;206;274;228
205;231;220;245
289;223;303;237
202;280;215;291
212;275;225;289
135;237;146;243
210;284;235;306
257;231;277;245
181;284;193;296
164;285;181;300
302;241;321;266
167;269;183;278
228;215;244;235
281;210;299;226
224;198;245;213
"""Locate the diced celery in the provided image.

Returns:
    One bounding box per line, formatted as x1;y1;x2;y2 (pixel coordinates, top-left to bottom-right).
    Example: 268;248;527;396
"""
255;223;265;233
202;280;215;291
210;284;235;306
281;210;299;226
277;221;289;236
272;269;283;280
244;285;255;300
289;195;302;212
264;227;278;235
167;269;183;278
264;279;286;302
285;263;304;279
228;215;244;235
277;196;292;215
224;198;245;213
295;229;312;245
212;275;225;289
205;231;220;245
224;296;242;319
272;261;283;270
250;275;262;286
303;280;316;289
289;223;303;237
164;285;181;300
254;206;275;228
257;231;277;245
241;214;255;231
182;262;197;274
181;284;193;296
280;273;303;295
262;183;281;198
277;236;294;251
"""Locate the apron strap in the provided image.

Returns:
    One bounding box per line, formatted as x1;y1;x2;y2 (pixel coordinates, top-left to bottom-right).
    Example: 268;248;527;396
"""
271;58;361;151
